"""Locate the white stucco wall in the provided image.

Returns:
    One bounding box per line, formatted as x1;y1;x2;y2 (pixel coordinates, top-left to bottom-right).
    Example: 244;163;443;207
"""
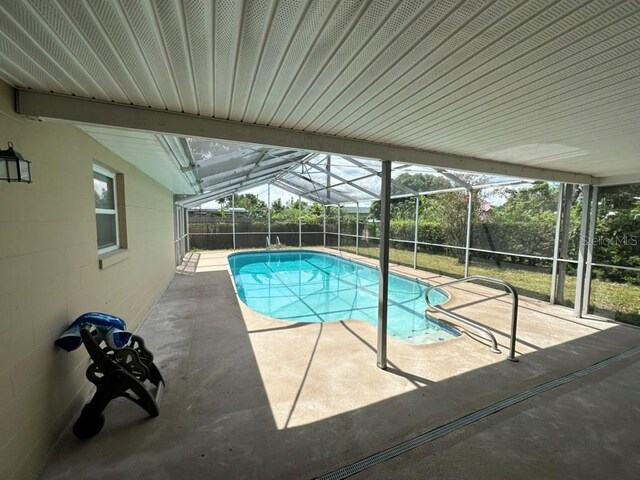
0;80;176;480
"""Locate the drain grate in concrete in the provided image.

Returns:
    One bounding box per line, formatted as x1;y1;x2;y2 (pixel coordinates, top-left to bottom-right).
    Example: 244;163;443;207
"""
315;345;640;480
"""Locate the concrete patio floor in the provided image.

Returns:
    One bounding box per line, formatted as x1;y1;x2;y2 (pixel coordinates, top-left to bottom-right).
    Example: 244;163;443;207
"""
38;249;640;479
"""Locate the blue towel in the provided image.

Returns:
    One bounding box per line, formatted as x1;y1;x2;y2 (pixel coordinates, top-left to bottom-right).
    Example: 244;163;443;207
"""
55;312;132;351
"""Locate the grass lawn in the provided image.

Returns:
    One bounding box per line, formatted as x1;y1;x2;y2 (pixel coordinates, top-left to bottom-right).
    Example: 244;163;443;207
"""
336;245;640;327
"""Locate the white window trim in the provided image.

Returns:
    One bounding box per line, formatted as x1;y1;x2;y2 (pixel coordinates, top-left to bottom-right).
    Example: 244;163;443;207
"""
94;164;120;255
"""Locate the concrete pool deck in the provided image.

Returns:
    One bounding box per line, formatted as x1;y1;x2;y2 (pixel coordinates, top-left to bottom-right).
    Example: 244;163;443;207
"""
38;249;640;479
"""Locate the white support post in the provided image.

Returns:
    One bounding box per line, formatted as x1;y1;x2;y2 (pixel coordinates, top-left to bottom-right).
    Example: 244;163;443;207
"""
550;184;564;304
177;207;182;259
299;194;302;248
323;205;326;247
174;205;178;265
377;161;392;370
556;184;574;303
413;196;419;269
180;208;185;258
356;202;360;255
267;183;271;243
232;194;236;250
327;154;331;201
582;186;598;316
337;204;341;251
176;207;180;260
186;208;190;252
574;185;592;317
464;190;472;278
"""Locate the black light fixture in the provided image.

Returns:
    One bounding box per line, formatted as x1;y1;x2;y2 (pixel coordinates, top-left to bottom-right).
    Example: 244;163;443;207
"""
0;142;31;183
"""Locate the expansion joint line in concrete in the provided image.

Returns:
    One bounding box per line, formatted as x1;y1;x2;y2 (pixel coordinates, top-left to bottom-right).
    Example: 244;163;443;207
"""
315;344;640;480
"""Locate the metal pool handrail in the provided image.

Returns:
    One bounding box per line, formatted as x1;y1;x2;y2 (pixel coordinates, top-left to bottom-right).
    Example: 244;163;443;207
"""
424;275;519;362
266;236;271;249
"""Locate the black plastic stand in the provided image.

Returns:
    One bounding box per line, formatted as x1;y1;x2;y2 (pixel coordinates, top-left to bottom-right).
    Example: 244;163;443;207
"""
72;326;165;439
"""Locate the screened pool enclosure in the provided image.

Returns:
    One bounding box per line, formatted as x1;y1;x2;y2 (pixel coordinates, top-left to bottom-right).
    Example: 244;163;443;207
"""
174;139;640;328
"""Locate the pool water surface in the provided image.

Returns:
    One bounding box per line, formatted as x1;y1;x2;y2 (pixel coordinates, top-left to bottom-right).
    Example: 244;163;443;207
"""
228;250;460;344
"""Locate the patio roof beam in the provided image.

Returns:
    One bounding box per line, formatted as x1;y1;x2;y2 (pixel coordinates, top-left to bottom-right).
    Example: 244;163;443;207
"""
309;155;380;189
159;135;199;172
245;161;295;180
181;175;273;207
304;161;379;199
281;175;357;205
287;171;356;204
273;153;318;183
235;151;270;190
200;166;255;187
285;174;354;204
278;179;336;202
310;167;414;197
183;169;283;206
231;150;313;193
258;149;312;166
256;148;316;163
180;184;244;206
267;159;326;203
235;169;284;189
200;167;283;190
15;89;596;184
273;180;327;205
596;172;640;186
273;167;300;183
180;192;226;207
436;169;472;190
199;170;273;192
340;155;420;196
198;148;312;184
153;136;201;193
469;179;533;190
388;179;535;201
388;186;465;200
196;149;262;178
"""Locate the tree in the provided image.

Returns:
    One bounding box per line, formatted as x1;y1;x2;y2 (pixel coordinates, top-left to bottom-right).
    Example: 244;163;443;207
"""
290;198;305;211
492;181;559;223
309;202;323;216
271;198;284;213
369;173;452;220
234;193;266;217
427;190;483;262
394;172;451;193
234;193;265;209
218;195;232;208
593;184;640;277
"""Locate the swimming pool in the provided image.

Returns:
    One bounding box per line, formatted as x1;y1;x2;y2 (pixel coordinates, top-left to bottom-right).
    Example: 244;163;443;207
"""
228;250;460;344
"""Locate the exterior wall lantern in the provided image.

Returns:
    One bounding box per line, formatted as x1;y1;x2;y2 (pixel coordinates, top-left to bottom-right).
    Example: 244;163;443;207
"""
0;142;32;183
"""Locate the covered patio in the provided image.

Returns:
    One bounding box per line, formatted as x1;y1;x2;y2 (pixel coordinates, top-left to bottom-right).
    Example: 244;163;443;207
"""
39;250;640;479
1;2;640;479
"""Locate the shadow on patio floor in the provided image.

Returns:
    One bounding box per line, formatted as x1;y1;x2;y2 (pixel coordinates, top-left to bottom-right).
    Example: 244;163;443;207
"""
38;267;640;480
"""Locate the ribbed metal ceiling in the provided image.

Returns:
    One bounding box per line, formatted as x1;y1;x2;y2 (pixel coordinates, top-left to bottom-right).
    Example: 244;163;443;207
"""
1;0;640;181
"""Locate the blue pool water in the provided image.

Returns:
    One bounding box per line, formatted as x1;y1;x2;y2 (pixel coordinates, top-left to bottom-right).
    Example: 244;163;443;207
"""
228;250;460;344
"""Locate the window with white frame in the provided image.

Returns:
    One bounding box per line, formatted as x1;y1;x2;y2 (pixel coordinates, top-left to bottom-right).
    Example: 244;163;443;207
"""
93;164;119;254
